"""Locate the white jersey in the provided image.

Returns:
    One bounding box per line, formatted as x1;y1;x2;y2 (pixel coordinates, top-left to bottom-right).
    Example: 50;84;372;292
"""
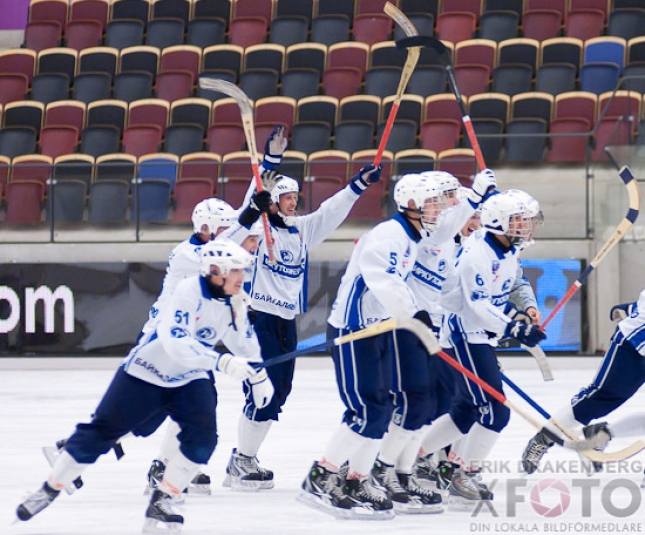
248;185;361;320
440;229;519;347
618;288;645;355
408;201;477;326
329;214;421;329
123;276;260;387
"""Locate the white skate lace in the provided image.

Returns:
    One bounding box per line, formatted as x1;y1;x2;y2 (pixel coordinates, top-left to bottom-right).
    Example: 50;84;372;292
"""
325;473;346;500
155;495;178;516
379;465;407;494
23;489;54;514
359;481;389;504
407;475;438;498
526;441;550;463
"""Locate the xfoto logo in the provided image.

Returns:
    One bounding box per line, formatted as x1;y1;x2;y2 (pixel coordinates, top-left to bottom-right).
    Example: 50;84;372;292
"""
473;478;642;518
0;285;74;333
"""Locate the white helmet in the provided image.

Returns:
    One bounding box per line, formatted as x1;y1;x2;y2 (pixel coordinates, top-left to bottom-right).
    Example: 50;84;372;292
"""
270;175;300;205
200;239;253;277
481;190;542;247
393;173;446;231
248;218;264;236
422;170;460;195
192;198;236;236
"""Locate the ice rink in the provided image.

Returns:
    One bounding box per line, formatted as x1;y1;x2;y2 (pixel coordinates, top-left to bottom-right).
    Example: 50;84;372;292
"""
3;355;645;535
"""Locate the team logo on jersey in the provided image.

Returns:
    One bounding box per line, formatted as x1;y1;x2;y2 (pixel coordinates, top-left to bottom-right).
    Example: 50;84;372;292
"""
471;290;489;301
502;278;512;291
170;327;188;338
437;259;447;272
492;260;500;275
196;327;216;340
280;250;294;263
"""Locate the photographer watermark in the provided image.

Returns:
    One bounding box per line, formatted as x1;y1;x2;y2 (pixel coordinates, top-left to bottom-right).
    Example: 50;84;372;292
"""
469;476;645;533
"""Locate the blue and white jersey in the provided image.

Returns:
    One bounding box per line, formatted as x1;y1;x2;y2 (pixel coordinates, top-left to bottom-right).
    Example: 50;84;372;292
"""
408;201;477;326
141;235;207;336
123;276;260;387
440;229;519;347
328;214;421;330
618;288;645;355
248;185;361;320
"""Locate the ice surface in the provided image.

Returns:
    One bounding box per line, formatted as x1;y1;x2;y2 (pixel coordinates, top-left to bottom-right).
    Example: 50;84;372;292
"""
2;355;645;535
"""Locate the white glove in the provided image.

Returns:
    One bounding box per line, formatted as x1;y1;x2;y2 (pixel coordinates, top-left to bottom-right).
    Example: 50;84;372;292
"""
230;291;251;331
216;353;256;381
248;369;274;409
469;168;497;204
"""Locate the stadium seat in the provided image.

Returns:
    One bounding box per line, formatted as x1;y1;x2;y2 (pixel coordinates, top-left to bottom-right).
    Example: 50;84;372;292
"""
435;12;477;44
455;39;497;71
229;17;268;48
322;67;363;100
477;10;519;42
128;98;170;134
186;18;226;49
88;179;130;223
547;118;591;162
311;15;351;47
23;21;63;52
269;16;309;48
170;98;212;133
504;118;548;162
297;96;339;131
44;100;86;133
328;42;369;79
86;99;128;132
48;179;86;223
255;96;297;132
4;180;44;224
419;119;462;153
521;9;562;41
286;43;326;79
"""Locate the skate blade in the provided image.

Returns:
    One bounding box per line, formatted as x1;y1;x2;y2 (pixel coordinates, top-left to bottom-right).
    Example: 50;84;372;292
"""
186;484;211;496
142;518;183;534
447;495;479;512
42;446;80;496
350;505;395;521
295;491;353;519
393;501;424;514
229;478;273;492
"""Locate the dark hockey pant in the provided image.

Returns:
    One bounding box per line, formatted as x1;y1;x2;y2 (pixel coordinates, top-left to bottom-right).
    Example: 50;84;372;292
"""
65;367;217;465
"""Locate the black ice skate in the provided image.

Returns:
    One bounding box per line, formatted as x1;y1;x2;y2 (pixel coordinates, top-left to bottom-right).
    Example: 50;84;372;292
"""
370;459;422;514
343;477;395;520
296;461;354;519
521;430;554;474
397;472;444;514
582;422;611;473
448;470;494;511
187;472;211;495
145;460;166;495
143;489;184;534
42;439;83;495
222;448;274;491
428;460;458;495
16;482;60;521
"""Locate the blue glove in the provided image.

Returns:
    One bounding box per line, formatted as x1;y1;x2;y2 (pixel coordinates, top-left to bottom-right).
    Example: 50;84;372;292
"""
610;302;636;322
503;320;546;348
262;125;288;171
350;164;381;195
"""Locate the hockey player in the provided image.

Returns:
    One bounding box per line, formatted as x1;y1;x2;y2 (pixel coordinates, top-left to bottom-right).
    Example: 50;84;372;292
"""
416;190;546;510
16;240;274;533
221;130;383;491
368;171;489;515
414;189;543;493
136;195;271;496
522;287;645;475
298;170;497;520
